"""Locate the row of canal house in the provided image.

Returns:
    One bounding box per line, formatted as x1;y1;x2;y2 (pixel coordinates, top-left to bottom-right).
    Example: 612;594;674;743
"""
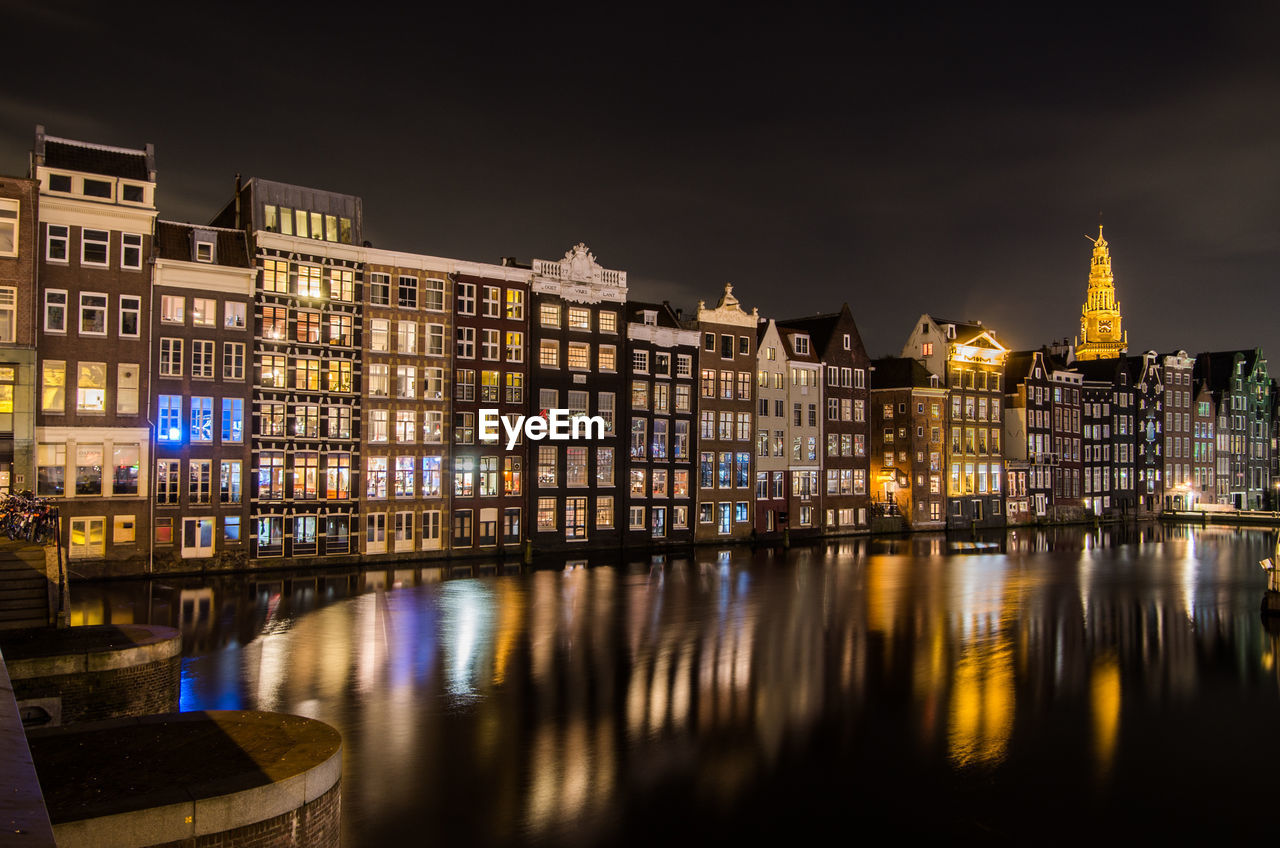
8;126;1280;574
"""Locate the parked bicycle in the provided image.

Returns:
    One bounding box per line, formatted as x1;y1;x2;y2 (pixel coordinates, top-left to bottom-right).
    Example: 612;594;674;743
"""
0;490;60;545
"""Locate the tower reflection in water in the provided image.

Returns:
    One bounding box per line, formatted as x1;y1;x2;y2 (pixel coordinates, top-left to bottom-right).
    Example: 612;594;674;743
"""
68;524;1280;845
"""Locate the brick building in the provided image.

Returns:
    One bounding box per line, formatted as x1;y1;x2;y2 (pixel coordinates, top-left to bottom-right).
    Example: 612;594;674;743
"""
869;357;947;529
529;244;626;552
901;315;1008;530
1160;350;1196;510
780;305;871;535
694;284;757;541
450;266;530;553
212;178;364;561
150;221;255;568
0;174;38;496
623;301;698;546
361;253;452;558
32;127;156;573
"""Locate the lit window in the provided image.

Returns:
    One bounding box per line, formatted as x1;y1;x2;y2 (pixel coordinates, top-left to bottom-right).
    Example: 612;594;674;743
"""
76;362;106;412
158;395;182;441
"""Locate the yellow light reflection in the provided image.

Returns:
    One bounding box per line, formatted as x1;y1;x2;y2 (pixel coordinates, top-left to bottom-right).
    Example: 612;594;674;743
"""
1091;653;1120;777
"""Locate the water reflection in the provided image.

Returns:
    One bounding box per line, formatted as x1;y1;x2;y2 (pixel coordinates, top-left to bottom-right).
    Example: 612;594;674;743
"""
70;523;1280;843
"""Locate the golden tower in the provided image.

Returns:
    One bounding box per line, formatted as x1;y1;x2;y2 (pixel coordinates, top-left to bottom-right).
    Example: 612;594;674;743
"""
1074;225;1127;361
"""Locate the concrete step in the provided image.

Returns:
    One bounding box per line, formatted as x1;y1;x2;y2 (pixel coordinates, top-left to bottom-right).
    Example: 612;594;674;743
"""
0;581;48;597
0;597;47;613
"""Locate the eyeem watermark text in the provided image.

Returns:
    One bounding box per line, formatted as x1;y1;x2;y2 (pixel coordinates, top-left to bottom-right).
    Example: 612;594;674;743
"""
479;409;606;450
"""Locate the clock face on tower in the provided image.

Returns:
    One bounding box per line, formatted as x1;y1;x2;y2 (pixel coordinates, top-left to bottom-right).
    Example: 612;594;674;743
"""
1097;319;1112;334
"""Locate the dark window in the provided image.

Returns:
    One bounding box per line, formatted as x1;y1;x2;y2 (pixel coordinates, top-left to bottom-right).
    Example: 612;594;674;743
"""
83;179;111;198
122;184;143;202
704;333;715;352
49;174;71;193
720;334;733;359
738;336;750;355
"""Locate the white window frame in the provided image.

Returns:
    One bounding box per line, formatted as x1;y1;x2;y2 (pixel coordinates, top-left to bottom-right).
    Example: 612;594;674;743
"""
79;292;108;336
121;232;143;270
0;199;17;258
44;289;67;333
118;295;141;338
223;341;245;380
81;229;109;267
0;287;14;344
46;224;69;262
160;294;185;324
159;338;183;377
224;301;247;329
192;340;215;379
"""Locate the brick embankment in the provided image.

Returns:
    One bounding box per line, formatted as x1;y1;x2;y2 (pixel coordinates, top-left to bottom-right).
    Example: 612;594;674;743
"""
0;624;181;725
29;710;342;848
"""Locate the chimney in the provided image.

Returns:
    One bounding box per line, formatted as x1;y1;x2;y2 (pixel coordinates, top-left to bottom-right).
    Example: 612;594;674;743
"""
233;173;242;229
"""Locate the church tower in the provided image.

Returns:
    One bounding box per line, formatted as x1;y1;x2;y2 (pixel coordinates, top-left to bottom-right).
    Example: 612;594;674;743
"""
1074;225;1128;361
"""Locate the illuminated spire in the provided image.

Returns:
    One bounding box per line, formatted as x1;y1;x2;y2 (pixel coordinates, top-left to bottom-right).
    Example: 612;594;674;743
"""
1075;223;1127;361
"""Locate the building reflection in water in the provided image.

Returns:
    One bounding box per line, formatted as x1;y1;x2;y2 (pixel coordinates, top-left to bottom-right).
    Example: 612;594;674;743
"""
67;523;1280;846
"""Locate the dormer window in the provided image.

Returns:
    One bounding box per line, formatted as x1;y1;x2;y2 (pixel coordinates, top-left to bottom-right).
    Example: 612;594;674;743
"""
83;178;111;199
945;325;956;339
193;229;217;264
642;310;657;326
794;335;810;355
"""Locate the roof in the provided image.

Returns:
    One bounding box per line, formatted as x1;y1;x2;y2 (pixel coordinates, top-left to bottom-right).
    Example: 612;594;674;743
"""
930;316;988;339
1003;351;1040;385
38;132;152;181
1072;356;1127;384
624;300;683;329
777;304;868;360
1194;350;1260;393
870;356;940;390
154;221;251;267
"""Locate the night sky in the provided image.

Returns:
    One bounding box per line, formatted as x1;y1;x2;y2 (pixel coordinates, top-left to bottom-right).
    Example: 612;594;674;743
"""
3;3;1277;361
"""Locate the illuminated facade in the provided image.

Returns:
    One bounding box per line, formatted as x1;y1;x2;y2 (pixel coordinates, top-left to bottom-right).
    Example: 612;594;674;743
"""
902;315;1008;529
780;305;872;535
213;178;365;561
450;267;529;554
694;284;758;542
1160;351;1197;510
33;128;156;573
1074;226;1128;362
869;357;947;529
623;301;698;546
151;222;255;567
529;244;627;551
0;174;38;499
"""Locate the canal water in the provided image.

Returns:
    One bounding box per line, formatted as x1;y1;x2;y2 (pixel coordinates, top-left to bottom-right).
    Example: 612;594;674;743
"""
71;524;1280;844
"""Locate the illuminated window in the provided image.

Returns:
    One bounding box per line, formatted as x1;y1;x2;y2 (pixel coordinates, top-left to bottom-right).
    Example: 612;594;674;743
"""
369;318;389;352
76;362;106;412
423;278;445;311
0;199;16;257
158;396;182;441
191;397;213;442
506;289;524;319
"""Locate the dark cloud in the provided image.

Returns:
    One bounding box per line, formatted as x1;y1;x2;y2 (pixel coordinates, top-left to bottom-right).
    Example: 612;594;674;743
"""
3;3;1277;363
